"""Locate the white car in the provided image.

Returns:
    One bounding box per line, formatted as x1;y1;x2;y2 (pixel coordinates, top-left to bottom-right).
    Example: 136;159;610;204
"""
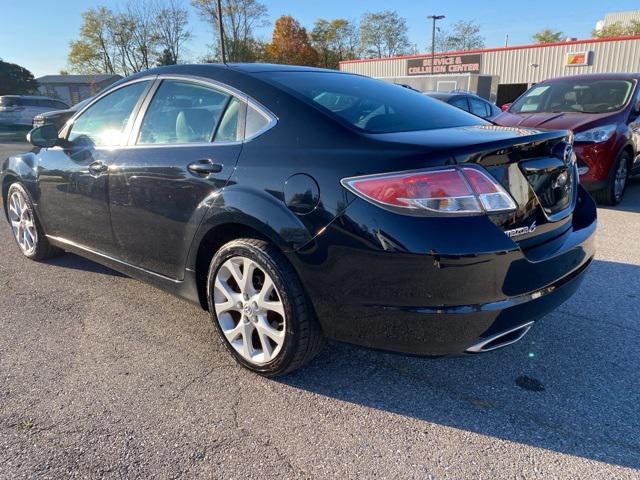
0;95;69;127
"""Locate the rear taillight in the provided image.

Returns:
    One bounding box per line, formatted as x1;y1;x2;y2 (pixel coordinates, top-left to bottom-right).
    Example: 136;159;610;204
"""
341;166;517;216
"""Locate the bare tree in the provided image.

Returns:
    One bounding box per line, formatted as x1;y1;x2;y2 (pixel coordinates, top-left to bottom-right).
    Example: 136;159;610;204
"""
155;0;192;64
191;0;269;62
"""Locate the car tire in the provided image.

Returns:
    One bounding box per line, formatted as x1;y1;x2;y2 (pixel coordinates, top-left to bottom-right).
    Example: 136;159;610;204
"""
592;150;630;205
206;238;324;376
6;183;62;261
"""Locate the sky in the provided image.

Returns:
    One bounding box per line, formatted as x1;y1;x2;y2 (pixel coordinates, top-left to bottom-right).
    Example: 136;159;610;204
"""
0;0;638;78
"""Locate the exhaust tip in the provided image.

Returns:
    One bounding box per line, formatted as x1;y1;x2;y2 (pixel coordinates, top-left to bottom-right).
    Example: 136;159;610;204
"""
465;321;535;353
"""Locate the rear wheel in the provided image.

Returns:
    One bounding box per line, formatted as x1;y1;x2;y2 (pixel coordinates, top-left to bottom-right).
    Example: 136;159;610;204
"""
207;238;323;376
592;150;630;205
7;183;61;260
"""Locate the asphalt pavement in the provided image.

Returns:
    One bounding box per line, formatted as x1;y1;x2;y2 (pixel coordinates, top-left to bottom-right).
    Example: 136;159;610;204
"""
1;141;639;479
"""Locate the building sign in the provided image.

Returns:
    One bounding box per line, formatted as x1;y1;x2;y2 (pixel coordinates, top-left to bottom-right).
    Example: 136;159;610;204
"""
407;54;482;76
566;51;592;66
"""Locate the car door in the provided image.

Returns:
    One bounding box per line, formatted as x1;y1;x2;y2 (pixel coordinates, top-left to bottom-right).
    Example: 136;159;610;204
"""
36;79;153;255
108;78;244;279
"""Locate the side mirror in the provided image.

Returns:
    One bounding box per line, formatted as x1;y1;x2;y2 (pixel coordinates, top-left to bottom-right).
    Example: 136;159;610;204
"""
500;103;512;112
27;124;60;148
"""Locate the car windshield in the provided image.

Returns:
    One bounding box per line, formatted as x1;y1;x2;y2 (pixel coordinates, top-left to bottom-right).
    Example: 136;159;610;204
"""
263;72;485;133
510;79;634;114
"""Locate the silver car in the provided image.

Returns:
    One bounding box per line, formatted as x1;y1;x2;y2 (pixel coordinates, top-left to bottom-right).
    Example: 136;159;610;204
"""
0;95;69;126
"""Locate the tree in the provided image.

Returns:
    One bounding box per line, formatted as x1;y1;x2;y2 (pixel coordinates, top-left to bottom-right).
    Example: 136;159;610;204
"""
191;0;268;62
0;59;38;95
360;10;410;58
311;18;360;69
593;20;640;38
265;16;318;66
433;20;485;52
532;28;564;43
155;0;191;65
68;6;118;74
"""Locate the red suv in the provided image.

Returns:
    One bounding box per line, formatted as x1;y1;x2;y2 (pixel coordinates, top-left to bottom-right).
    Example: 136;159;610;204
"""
495;73;640;204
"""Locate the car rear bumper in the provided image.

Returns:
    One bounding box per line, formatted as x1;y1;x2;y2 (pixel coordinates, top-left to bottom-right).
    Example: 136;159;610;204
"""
290;185;596;356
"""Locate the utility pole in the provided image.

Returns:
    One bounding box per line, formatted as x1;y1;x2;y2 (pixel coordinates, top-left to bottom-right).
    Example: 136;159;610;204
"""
216;0;227;64
427;15;445;75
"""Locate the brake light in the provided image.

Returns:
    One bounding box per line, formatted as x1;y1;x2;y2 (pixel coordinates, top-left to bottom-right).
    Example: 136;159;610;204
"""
342;166;517;216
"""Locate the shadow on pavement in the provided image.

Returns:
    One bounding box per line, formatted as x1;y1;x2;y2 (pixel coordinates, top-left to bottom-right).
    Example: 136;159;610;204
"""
44;252;125;277
280;259;640;470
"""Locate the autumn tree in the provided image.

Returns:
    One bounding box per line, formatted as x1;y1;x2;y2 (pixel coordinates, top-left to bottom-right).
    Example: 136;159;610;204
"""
311;18;359;69
265;16;319;66
191;0;268;62
593;20;640;38
68;6;118;74
68;1;191;75
0;59;38;95
532;28;564;43
360;10;410;58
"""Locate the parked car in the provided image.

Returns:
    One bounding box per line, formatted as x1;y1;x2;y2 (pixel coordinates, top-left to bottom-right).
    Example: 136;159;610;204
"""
494;73;640;204
32;97;92;130
424;91;501;121
2;64;596;376
0;95;69;127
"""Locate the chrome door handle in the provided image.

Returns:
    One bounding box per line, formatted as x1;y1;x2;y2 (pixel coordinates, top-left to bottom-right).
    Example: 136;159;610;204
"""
187;159;223;176
88;161;109;175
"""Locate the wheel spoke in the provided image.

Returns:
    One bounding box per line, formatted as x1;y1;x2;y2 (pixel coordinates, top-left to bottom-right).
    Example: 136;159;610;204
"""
214;255;286;365
256;314;285;344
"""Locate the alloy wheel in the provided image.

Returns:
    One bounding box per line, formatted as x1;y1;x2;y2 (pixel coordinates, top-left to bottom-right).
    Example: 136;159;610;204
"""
8;190;37;255
614;158;628;201
213;256;286;365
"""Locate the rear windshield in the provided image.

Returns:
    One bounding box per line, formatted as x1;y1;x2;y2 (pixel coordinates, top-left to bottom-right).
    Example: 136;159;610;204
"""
263;72;485;133
0;97;23;106
510;79;634;114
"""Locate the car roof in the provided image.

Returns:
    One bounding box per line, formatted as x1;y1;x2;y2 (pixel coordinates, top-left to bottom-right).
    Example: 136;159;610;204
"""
424;91;490;102
543;72;640;82
0;95;59;100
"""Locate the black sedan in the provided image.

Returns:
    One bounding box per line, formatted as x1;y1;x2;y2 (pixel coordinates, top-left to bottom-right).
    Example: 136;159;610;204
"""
2;64;596;376
32;97;92;130
424;91;501;120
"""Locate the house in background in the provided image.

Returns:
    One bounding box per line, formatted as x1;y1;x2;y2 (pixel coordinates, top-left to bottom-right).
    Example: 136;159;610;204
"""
36;74;122;105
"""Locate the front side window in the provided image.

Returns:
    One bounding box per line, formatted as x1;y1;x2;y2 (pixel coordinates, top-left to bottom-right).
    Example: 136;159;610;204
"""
511;80;634;114
262;72;484;133
68;81;149;147
138;80;230;145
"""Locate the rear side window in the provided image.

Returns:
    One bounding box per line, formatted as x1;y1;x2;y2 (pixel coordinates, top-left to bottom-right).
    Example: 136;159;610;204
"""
245;104;270;138
469;98;490;118
137;80;229;145
69;81;149;147
214;97;242;142
450;97;470;111
263;72;484;133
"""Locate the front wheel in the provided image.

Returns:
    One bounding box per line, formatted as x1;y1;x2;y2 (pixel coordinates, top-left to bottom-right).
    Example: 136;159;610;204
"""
592;150;630;205
207;238;323;376
6;183;61;260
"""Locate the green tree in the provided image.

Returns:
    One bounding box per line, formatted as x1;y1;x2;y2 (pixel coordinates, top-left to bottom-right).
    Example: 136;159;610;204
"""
311;18;359;68
360;10;410;58
532;28;564;43
432;20;485;52
593;20;640;38
265;16;319;66
0;59;38;95
191;0;268;62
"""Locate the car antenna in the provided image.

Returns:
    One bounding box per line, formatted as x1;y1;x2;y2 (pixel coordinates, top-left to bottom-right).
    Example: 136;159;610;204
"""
216;0;227;65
